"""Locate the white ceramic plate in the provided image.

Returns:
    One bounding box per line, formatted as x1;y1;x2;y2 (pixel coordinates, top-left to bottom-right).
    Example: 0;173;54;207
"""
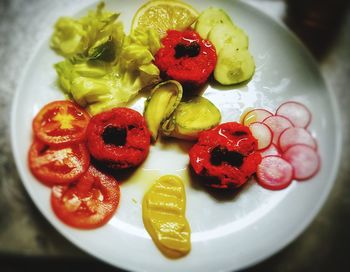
11;0;342;271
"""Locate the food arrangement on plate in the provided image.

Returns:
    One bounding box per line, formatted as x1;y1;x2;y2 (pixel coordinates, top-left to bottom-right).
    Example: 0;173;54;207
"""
27;0;321;259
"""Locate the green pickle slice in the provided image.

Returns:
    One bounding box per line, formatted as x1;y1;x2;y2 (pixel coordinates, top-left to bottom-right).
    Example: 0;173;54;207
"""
195;7;233;39
214;44;255;85
208;24;248;52
144;80;183;141
195;7;255;85
162;96;221;140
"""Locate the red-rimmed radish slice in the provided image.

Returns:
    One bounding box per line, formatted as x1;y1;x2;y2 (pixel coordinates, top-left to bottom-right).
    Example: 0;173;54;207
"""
256;155;294;190
260;144;281;157
242;109;273;126
279;127;317;152
276;101;311;128
249;122;273;150
283;144;320;180
263;115;293;145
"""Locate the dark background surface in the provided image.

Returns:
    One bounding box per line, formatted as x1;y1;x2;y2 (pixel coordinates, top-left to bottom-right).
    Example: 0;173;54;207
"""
0;0;349;271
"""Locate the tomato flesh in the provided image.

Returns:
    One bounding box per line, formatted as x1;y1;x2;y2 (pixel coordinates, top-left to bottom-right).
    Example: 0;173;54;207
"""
51;166;120;229
28;139;90;186
33;100;90;146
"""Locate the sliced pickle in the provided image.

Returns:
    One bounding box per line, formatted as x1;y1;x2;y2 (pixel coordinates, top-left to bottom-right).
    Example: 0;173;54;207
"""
162;96;221;140
214;44;255;85
144;80;183;141
142;175;191;258
194;7;233;39
208;23;248;52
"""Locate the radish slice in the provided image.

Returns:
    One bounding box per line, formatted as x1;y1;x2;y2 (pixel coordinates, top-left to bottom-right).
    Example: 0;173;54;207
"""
279;127;317;152
256;156;294;190
276;101;311;128
263;115;294;145
242;109;273;126
283;144;320;180
260;144;281;157
249;122;273;150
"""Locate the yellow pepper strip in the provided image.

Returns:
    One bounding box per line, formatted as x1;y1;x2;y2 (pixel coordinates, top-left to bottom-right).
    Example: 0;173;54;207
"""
142;175;191;258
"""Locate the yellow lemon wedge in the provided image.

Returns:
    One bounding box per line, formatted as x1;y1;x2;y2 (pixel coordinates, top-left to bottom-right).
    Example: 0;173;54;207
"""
142;175;191;258
131;0;199;38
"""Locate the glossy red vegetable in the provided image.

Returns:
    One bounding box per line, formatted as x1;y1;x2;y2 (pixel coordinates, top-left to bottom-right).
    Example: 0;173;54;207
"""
28;139;90;186
155;30;217;86
189;122;261;189
51;165;120;229
86;107;151;169
33;100;90;146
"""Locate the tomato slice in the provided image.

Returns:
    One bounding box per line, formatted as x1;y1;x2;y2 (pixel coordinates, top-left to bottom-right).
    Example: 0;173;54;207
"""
28;139;90;186
33;100;90;146
51;165;120;229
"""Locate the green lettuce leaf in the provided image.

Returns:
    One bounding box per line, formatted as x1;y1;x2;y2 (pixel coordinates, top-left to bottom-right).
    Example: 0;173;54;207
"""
129;28;161;55
51;2;123;61
53;3;161;115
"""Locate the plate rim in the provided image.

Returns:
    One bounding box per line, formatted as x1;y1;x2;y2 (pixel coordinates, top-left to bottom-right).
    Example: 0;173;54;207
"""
10;0;343;271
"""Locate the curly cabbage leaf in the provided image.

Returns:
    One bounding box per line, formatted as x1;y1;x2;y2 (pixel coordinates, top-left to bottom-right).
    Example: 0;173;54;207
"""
129;28;161;55
53;3;161;115
55;60;159;115
51;17;88;58
51;2;124;61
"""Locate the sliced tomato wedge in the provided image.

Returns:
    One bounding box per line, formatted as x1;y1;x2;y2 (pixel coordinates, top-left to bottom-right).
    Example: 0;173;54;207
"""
28;139;90;186
51;166;120;229
33;100;90;146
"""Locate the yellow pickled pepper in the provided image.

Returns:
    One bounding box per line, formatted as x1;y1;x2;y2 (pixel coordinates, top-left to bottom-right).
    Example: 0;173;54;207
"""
142;175;191;258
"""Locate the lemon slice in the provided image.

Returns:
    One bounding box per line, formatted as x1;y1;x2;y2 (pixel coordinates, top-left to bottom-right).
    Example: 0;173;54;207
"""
132;0;199;38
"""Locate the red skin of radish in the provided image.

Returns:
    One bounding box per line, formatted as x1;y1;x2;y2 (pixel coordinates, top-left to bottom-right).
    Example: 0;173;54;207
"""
276;101;312;128
260;144;281;157
263;115;294;145
282;144;320;181
278;127;317;152
249;122;273;151
256;155;294;190
243;109;273;126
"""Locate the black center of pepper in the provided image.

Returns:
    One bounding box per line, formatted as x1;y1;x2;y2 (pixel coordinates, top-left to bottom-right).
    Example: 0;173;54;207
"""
102;125;127;146
232;131;247;137
210;146;244;167
174;42;200;59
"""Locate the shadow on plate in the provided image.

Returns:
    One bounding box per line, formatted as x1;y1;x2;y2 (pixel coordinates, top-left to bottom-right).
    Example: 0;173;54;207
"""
0;254;125;272
187;166;256;202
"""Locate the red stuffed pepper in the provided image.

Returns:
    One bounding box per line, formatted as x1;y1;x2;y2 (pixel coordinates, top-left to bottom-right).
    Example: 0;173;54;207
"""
155;29;217;87
86;108;151;169
189;122;261;189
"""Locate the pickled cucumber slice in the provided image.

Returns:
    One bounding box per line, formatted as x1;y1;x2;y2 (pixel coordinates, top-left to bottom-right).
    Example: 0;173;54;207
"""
142;175;191;258
162;96;221;140
144;80;183;141
208;23;248;52
214;44;255;85
195;7;255;85
194;7;233;39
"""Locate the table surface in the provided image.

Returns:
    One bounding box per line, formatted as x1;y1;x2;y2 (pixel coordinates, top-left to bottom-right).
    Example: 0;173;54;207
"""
0;0;349;271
